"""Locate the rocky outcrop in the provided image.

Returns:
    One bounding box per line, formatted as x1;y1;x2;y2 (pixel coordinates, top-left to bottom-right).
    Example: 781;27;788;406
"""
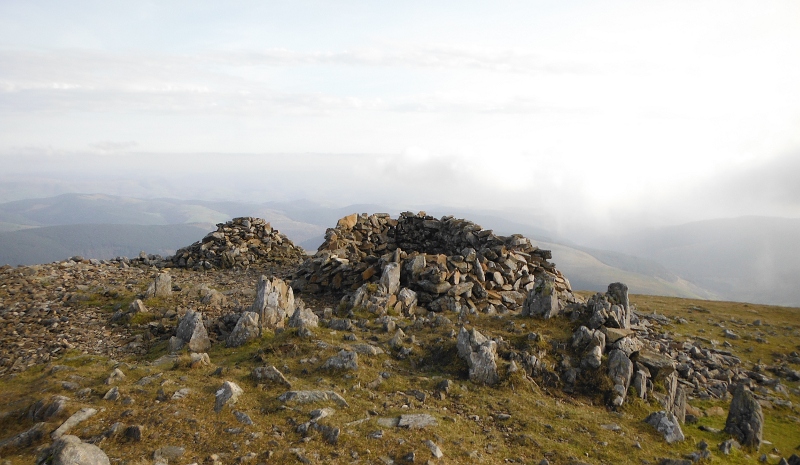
724;384;764;449
171;217;305;270
292;212;574;313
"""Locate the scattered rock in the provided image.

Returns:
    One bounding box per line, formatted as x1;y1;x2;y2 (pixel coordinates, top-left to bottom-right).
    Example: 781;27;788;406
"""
226;311;260;348
214;381;243;413
145;273;172;299
398;414;437;429
278;390;349;408
37;434;110;465
424;439;444;459
175;310;211;352
644;411;685;444
321;350;358;371
252;365;292;387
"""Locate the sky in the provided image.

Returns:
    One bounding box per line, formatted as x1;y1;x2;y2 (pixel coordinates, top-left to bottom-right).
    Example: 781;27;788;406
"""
1;0;799;242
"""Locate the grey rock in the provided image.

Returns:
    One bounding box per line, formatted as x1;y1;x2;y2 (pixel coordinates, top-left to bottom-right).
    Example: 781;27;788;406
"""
145;273;172;298
189;352;210;367
398;414;437;429
250;275;294;330
51;408;98;439
252;365;291;387
171;388;190;400
129;299;147;314
321;350;358;371
581;345;603;369
214;381;243;413
28;396;69;422
39;434;110;465
102;387;119;401
424;439;444;458
226;311;260;348
329;318;353;331
199;288;226;307
105;368;125;385
634;350;676;381
607;349;634;407
351;343;384;356
233;410;254;425
175;310;211;352
153;446;185;461
468;342;499;385
724;384;764;449
288;306;318;329
380;262;401;295
456;326;489;360
718;438;741;455
522;279;560;319
644;411;685;444
277;390;349;407
0;422;45;453
606;282;630;320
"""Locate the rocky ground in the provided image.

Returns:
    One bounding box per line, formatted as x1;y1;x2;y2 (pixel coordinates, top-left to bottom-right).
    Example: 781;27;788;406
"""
1;214;799;465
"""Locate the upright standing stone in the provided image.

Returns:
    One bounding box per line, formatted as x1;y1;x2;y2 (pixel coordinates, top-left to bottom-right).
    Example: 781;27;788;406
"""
724;384;764;449
250;276;294;331
606;282;630;328
175;310;211;352
145;273;173;298
380;262;401;295
227;312;260;348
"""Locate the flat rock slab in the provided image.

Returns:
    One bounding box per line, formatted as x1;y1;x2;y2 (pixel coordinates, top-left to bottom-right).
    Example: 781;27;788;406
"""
398;414;437;429
602;326;635;343
278;390;349;408
377;417;400;428
52;408;98;439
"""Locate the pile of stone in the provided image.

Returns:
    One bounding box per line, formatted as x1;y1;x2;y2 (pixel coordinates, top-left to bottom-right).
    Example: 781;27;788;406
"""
171;217;306;271
292;212;574;314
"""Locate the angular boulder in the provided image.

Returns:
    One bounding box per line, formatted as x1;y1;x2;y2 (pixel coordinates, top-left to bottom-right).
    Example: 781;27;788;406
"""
175;310;211;352
214;381;243;413
226;311;260;348
724;384;764;449
39;435;110;465
521;278;560;319
644;411;685;444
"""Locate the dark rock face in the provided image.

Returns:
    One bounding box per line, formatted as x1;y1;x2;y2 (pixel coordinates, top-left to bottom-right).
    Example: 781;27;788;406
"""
724;384;764;449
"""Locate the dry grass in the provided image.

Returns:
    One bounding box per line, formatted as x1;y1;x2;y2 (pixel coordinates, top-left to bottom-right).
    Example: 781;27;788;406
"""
1;292;798;465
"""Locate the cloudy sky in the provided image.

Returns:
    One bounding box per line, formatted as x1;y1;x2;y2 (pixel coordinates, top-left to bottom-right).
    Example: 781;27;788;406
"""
1;1;799;239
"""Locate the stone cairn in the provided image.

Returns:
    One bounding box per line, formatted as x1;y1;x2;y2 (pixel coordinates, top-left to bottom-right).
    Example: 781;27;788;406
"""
171;217;306;270
291;212;574;314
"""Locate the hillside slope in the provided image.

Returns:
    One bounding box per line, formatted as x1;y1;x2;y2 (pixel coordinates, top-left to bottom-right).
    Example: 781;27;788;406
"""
605;216;800;306
0;224;207;266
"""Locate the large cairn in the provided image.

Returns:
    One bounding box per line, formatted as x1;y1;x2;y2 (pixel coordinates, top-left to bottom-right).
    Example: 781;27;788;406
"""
171;217;306;270
291;212;574;314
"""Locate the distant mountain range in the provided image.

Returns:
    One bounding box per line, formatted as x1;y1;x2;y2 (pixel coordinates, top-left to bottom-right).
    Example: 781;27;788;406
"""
0;193;797;307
